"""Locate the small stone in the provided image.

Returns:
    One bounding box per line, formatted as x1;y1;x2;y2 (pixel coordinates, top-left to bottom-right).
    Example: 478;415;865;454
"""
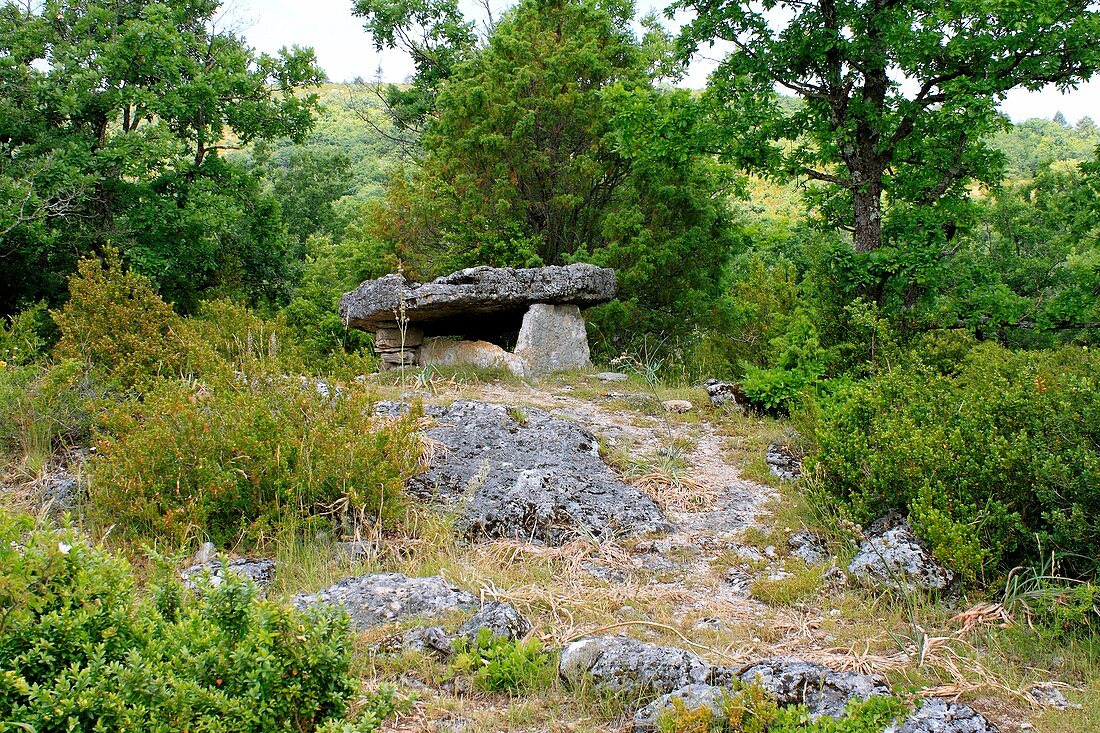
457;601;531;642
702;379;745;410
788;532;829;564
293;572;477;630
1026;682;1077;710
739;657;889;718
766;443;803;480
848;519;953;591
401;626;455;655
893;698;998;732
592;371;629;382
181;557;276;593
662;399;693;413
634;684;728;731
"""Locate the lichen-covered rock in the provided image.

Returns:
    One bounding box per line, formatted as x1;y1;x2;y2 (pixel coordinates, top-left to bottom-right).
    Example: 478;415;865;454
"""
633;684;729;731
848;520;953;591
890;698;998;733
181;557;276;592
293;573;477;630
407;400;670;544
514;303;591;376
703;380;745;410
401;626;456;655
788;532;829;565
457;601;531;642
559;636;713;695
340;264;617;333
418;337;529;377
738;658;889;718
766;443;802;480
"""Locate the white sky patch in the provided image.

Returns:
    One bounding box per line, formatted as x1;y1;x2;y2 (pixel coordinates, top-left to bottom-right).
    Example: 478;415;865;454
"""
239;0;1100;124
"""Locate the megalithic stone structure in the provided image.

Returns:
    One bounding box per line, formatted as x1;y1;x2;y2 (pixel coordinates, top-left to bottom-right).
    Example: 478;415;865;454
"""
338;263;617;377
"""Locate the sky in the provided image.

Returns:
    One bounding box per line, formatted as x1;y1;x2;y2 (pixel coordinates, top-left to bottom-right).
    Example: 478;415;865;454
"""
236;0;1100;124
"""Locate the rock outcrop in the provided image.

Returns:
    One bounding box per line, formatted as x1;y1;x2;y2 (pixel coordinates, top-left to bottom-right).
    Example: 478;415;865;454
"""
339;264;615;377
848;519;953;591
403;400;670;544
457;601;532;642
293;572;477;630
891;698;999;732
181;557;276;592
559;637;719;696
738;658;890;717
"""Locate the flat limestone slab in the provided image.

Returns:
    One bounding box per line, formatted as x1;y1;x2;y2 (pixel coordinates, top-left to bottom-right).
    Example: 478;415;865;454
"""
339;264;617;334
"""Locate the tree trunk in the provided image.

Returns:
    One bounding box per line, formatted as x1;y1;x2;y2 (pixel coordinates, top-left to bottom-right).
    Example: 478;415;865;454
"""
852;181;883;252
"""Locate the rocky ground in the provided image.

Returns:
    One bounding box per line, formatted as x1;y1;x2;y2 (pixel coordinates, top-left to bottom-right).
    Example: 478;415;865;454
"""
183;370;1086;732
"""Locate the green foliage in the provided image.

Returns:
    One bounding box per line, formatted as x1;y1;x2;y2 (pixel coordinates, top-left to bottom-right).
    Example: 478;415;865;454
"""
0;0;323;314
451;630;555;693
740;310;831;414
993;116;1100;178
1003;562;1100;638
675;0;1100;254
0;303;53;367
371;0;739;344
52;250;210;393
0;359;98;471
654;683;906;732
0;511;370;732
802;340;1100;582
87;379;421;547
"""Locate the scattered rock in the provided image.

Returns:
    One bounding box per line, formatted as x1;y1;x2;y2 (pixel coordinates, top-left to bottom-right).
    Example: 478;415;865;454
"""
848;519;953;591
181;557;276;592
293;572;477;630
457;601;532;642
1026;682;1077;710
722;567;753;597
400;625;456;655
406;400;670;544
738;657;889;717
890;698;999;732
35;471;80;514
634;684;728;731
559;636;716;696
662;399;693;413
340;264;617;332
419;337;529;377
788;532;829;565
593;371;629;382
765;443;802;480
581;561;629;584
514;303;591;376
703;379;745;410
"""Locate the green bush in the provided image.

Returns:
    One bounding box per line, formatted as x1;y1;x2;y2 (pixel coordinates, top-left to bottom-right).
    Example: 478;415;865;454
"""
52;250;212;393
0;511;380;732
802;341;1100;583
451;629;555;693
87;379;422;546
0;302;53;366
0;359;99;470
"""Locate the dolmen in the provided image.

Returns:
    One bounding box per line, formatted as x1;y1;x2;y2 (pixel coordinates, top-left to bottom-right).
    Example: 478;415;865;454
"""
339;263;616;377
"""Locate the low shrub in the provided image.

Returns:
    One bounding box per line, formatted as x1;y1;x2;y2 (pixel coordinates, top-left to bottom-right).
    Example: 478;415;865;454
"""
0;359;100;469
451;629;555;693
0;301;53;366
802;341;1100;583
0;511;382;732
87;379;422;546
52;250;212;393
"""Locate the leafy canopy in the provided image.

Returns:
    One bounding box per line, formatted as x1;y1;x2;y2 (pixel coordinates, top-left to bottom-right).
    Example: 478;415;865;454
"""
674;0;1100;253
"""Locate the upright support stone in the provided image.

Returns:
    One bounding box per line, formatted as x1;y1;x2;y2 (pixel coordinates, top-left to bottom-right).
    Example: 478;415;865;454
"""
514;303;591;376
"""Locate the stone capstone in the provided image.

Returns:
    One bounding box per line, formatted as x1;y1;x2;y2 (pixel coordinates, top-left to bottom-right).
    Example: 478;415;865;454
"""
457;601;532;642
513;303;591;376
738;658;890;718
292;572;477;630
559;636;719;696
340;264;616;333
890;698;998;733
404;400;670;544
848;519;954;591
181;557;276;592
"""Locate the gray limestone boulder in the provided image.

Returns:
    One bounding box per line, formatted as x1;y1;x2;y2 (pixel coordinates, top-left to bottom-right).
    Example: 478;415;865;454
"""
400;626;457;655
293;572;477;630
559;636;715;696
181;557;276;592
407;400;670;544
514;303;591;376
889;698;998;733
340;264;617;334
457;601;531;642
738;658;890;718
633;684;729;731
848;520;953;591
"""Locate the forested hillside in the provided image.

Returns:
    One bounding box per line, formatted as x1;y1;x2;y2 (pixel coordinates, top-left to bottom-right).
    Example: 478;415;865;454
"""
2;0;1100;731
